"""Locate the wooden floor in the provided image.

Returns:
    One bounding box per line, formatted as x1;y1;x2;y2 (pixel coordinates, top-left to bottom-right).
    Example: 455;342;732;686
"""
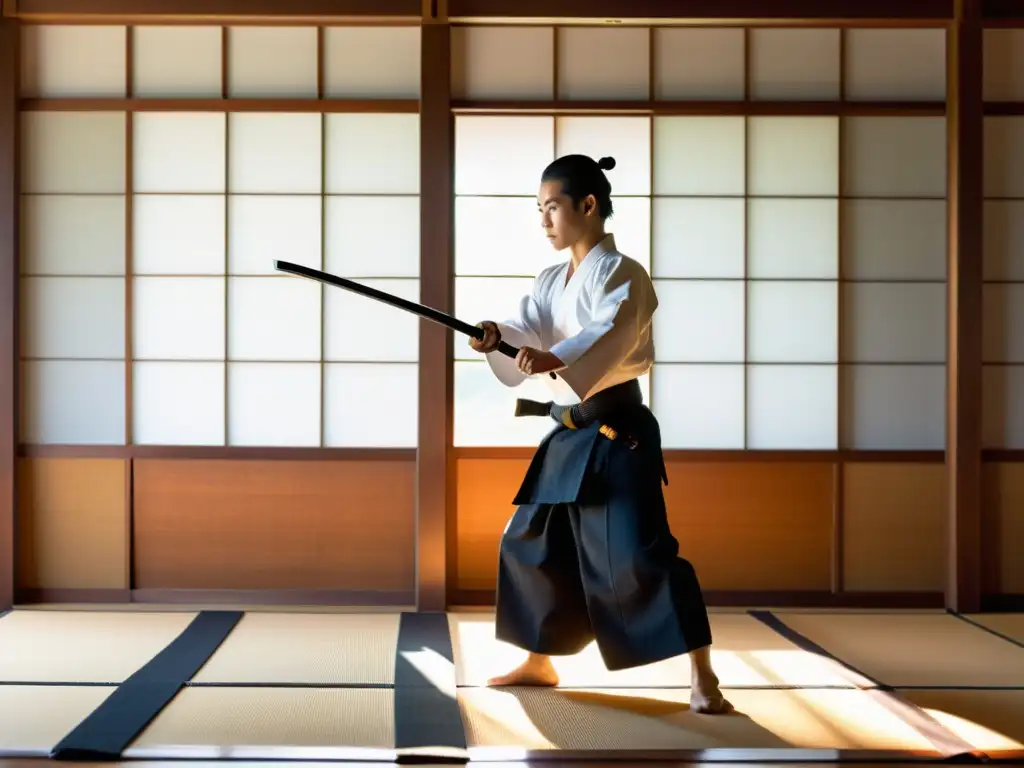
0;605;1022;764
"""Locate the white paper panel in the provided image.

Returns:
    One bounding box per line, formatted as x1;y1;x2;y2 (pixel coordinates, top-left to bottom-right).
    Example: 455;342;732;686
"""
750;28;841;100
20;277;125;359
227;362;321;446
843;283;946;364
984;117;1024;199
653;28;745;100
325;113;420;194
984;201;1024;282
229;113;322;194
453;277;535;361
747;198;838;279
451;26;553;100
455;116;554;196
984;29;1024;101
21;112;126;194
652;281;744;363
324;196;420;278
842;365;945;450
132;26;222;98
453;361;564;447
557;27;649;101
21;360;125;444
455;196;560;277
844;29;946;101
652;117;745;196
983;284;1024;364
556;117;651;196
133;361;225;445
652;364;745;449
605;196;651;272
323;363;418;447
748;117;839;196
747;365;838;449
747;282;838;363
843;117;947;198
323;26;420;98
228;277;321;361
228;27;318;98
228;195;321;275
982;364;1024;449
842;200;947;280
20;25;126;98
132;277;225;360
324;279;420;362
133;113;226;193
651;198;745;279
133;195;225;275
20;195;125;276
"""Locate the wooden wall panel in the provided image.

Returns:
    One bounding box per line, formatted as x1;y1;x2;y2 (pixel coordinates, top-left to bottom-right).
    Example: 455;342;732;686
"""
132;459;415;594
663;462;834;591
16;458;127;590
842;463;947;592
454;458;835;594
454;458;527;591
982;461;1024;595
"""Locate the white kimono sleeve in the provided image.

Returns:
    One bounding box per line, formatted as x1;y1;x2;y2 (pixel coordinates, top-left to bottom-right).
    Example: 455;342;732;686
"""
484;282;546;388
548;257;657;400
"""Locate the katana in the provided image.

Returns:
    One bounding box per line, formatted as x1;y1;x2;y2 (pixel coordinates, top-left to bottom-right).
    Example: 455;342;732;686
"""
273;260;555;378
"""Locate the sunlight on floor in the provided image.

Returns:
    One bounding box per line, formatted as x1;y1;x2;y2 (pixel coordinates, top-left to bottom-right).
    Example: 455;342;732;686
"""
923;707;1024;751
449;612;863;688
399;647;457;697
458;686;938;752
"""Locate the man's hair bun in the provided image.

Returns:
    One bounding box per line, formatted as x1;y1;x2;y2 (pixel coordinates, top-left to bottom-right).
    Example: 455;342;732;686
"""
597;156;616;171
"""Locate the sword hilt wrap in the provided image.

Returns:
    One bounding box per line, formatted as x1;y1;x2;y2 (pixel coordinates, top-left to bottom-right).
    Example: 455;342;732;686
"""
474;322;557;380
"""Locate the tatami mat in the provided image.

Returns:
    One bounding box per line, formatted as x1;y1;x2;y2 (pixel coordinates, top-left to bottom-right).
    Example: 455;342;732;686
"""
898;689;1024;753
4;607;1023;762
458;687;937;754
124;687;396;760
190;612;400;685
0;685;116;756
771;611;1024;687
961;613;1024;647
449;611;864;688
0;610;197;683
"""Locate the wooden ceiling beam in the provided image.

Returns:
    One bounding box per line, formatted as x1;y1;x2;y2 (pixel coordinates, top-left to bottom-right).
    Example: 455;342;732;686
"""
446;0;955;22
10;0;422;22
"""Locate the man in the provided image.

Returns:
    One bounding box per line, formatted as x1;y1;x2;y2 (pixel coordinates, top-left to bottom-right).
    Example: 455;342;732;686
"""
469;153;732;714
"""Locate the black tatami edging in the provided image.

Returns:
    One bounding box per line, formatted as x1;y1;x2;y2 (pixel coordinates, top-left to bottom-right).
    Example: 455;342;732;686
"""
393;610;469;763
949;610;1024;650
50;610;243;761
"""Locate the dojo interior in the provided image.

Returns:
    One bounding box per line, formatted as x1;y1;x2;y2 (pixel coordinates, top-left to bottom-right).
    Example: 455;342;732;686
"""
1;0;1024;764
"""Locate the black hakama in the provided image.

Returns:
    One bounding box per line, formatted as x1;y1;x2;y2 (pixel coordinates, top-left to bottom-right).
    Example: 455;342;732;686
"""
493;380;713;672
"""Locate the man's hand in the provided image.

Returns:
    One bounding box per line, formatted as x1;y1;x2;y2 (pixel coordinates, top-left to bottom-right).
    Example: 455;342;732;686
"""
469;321;500;353
516;346;563;376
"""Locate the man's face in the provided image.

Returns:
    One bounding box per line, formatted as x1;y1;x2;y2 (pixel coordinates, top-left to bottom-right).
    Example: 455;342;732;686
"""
537;180;593;251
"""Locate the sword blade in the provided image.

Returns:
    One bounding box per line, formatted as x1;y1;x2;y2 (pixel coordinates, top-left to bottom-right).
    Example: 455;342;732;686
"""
274;260;527;362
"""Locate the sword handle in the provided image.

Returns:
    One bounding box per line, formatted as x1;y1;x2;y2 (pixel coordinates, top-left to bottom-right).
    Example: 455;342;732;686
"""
495;339;519;359
478;329;557;380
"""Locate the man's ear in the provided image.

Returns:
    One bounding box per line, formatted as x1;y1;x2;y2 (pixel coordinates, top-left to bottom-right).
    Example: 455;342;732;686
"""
583;194;598;217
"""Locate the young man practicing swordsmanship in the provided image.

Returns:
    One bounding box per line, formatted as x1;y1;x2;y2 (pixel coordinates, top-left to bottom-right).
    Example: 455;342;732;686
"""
469;153;732;715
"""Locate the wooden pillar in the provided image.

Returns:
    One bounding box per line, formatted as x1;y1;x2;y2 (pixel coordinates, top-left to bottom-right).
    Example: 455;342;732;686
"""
417;14;453;611
946;0;984;613
0;16;18;612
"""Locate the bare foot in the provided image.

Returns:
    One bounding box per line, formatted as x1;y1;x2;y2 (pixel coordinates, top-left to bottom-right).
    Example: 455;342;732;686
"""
487;655;559;687
690;673;734;715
